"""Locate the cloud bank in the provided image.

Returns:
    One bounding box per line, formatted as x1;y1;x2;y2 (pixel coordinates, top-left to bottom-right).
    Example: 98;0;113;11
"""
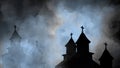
0;0;120;68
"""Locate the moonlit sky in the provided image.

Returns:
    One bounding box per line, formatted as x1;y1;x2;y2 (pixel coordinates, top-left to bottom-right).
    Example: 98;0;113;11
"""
0;0;120;68
56;4;106;51
55;4;114;64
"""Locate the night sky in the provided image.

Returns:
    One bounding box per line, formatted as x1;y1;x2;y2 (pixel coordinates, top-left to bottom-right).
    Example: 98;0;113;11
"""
0;0;120;68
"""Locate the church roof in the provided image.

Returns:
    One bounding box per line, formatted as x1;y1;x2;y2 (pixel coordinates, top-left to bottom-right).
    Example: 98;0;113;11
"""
10;25;21;40
76;26;90;44
65;33;76;47
99;43;113;61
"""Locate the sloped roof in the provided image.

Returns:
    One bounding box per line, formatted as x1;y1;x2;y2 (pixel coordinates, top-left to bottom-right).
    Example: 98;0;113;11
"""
65;33;76;47
99;48;113;61
10;25;21;40
65;37;76;47
76;32;90;44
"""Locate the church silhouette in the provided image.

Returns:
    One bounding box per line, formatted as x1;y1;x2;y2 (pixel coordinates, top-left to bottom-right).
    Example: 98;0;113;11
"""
55;26;113;68
8;25;113;68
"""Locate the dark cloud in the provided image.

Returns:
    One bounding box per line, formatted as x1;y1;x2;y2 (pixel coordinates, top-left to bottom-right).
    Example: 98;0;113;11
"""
60;0;111;11
0;0;120;68
95;1;120;68
110;0;120;5
106;10;120;42
0;4;10;40
0;0;59;68
0;0;57;39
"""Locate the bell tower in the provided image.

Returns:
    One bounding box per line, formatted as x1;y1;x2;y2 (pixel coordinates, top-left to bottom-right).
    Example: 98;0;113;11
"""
76;26;90;56
99;43;113;68
63;33;76;60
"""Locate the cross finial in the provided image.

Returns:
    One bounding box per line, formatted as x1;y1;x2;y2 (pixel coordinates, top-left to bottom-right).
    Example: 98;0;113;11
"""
14;25;16;30
70;33;73;37
104;42;108;49
81;26;84;32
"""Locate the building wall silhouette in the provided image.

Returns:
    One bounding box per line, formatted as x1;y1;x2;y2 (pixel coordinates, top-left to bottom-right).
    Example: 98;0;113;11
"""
56;26;113;68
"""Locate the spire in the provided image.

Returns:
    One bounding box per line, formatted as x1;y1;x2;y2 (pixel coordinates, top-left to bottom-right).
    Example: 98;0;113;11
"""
99;43;113;61
63;33;76;60
65;33;75;47
99;42;114;68
10;25;21;41
76;26;90;44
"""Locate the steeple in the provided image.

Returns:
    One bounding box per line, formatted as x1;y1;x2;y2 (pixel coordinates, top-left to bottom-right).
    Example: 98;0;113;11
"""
76;26;90;54
99;43;113;61
63;33;76;60
99;43;113;68
65;33;76;54
65;33;75;46
76;26;90;44
10;25;21;42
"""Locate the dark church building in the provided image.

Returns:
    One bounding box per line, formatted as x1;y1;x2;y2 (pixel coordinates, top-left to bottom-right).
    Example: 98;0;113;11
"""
56;26;113;68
